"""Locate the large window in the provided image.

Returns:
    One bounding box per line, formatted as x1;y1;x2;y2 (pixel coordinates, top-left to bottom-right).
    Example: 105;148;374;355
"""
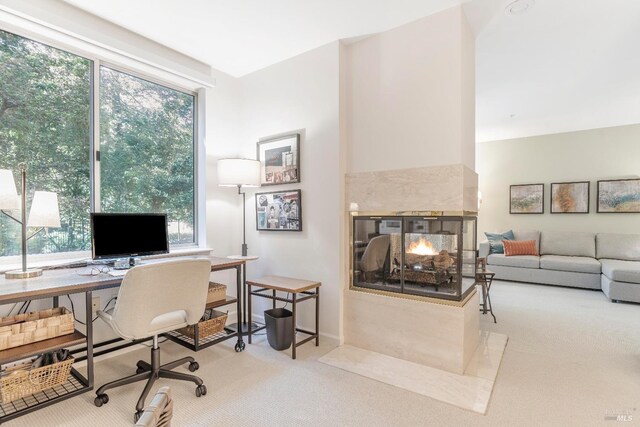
100;67;195;244
0;29;197;258
0;30;91;256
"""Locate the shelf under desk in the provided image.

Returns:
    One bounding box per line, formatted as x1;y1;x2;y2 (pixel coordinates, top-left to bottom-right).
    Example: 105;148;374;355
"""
0;331;86;365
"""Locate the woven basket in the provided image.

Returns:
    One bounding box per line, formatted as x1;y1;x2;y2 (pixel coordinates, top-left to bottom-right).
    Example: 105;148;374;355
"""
0;308;75;351
0;356;74;404
207;282;227;304
178;310;227;340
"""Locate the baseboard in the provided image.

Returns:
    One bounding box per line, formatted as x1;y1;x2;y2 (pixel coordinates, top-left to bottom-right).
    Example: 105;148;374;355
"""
250;313;342;345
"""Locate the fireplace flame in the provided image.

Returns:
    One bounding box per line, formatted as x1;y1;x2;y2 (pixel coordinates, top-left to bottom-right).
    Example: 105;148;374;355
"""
407;238;436;255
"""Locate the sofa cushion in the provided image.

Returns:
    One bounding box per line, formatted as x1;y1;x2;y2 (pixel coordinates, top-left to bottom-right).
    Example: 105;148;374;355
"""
600;259;640;284
540;255;601;274
484;230;514;254
597;233;640;261
540;231;596;258
513;230;541;254
504;240;538;256
487;254;540;269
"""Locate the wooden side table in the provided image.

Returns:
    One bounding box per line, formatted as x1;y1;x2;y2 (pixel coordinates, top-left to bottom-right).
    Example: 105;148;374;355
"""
246;275;321;359
476;269;496;323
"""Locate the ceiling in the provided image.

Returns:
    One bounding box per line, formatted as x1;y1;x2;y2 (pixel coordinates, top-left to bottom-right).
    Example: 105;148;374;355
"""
61;0;640;142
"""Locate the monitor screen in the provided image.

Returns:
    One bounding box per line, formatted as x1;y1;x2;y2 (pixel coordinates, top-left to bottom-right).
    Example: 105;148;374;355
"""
91;213;169;260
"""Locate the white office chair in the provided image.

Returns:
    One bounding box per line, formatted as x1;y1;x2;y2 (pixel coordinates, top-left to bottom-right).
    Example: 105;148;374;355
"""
93;258;211;422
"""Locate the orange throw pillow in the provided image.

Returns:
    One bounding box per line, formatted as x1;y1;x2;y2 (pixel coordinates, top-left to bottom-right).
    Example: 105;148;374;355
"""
502;239;538;256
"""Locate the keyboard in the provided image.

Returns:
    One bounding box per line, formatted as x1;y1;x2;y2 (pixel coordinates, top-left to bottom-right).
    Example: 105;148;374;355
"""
108;270;128;277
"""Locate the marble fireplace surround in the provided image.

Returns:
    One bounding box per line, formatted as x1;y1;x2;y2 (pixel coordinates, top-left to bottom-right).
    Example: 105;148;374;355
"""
333;164;507;413
343;163;482;374
346;164;478;214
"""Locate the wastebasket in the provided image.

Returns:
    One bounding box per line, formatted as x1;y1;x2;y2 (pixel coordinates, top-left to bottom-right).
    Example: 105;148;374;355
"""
264;308;293;351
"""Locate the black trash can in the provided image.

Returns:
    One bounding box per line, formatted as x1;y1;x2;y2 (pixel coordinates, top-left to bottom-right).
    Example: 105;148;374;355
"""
264;308;293;351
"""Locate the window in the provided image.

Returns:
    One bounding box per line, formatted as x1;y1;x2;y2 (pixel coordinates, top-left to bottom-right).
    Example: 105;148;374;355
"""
99;67;195;244
0;29;197;258
0;30;91;256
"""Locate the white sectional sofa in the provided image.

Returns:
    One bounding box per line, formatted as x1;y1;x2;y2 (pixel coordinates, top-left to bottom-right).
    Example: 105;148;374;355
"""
479;231;640;303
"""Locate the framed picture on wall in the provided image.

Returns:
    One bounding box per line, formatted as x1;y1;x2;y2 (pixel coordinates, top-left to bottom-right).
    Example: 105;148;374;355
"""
550;181;590;214
510;184;544;214
257;133;300;186
597;179;640;213
255;189;302;231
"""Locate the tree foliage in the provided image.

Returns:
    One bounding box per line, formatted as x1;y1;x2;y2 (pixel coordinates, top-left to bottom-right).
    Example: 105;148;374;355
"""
0;30;195;257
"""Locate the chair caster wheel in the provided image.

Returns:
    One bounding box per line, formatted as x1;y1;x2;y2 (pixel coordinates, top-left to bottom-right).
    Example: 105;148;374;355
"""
235;341;245;352
188;361;199;372
136;367;145;374
94;394;109;407
134;410;143;423
195;384;207;397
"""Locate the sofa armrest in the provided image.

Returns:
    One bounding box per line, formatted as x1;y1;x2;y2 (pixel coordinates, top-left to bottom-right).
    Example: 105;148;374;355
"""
479;241;491;259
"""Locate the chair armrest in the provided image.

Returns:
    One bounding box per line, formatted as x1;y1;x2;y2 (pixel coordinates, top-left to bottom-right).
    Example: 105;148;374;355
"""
479;241;491;259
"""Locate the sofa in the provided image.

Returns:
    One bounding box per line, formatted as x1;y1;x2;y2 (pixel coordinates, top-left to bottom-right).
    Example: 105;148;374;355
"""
479;230;640;303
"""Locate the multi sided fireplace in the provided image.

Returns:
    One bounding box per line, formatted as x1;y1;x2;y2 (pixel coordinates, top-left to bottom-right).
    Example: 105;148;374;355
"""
352;215;477;301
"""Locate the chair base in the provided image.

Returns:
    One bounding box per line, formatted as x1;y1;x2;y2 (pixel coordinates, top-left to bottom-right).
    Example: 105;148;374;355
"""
95;338;205;417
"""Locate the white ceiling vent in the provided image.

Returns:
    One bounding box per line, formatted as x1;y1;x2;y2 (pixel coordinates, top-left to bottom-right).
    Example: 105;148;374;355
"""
505;0;535;16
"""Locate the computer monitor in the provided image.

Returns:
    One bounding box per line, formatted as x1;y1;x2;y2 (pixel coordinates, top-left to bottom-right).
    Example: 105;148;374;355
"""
90;213;169;261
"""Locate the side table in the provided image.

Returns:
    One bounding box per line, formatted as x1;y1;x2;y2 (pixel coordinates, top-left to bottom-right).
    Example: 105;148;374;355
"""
476;269;497;323
226;255;259;334
246;275;321;360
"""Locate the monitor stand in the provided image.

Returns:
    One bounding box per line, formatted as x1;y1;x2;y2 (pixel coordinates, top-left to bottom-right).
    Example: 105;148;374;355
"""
113;257;142;270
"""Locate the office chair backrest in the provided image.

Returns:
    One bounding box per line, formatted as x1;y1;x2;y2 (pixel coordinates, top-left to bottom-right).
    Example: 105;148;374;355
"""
110;258;211;340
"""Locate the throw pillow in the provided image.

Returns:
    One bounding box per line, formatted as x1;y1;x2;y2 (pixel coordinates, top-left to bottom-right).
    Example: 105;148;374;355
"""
484;230;515;254
503;239;538;256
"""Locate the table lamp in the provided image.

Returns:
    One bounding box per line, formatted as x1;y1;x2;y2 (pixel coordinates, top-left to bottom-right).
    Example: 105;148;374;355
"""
0;166;61;279
217;158;260;256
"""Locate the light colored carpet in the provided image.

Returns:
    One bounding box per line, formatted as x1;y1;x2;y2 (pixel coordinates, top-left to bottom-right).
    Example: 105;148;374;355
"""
6;281;640;426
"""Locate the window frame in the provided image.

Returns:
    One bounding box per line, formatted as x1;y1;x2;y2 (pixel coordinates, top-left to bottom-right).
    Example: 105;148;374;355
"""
0;26;201;263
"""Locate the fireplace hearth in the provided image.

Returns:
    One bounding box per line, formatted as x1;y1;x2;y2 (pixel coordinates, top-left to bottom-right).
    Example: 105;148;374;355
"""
352;214;476;301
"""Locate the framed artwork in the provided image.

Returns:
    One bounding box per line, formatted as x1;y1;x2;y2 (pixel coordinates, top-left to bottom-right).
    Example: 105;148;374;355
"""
550;181;590;214
597;179;640;213
255;189;302;231
257;133;300;186
510;184;544;214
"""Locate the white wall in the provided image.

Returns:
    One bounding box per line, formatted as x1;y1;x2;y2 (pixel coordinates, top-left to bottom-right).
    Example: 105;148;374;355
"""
206;42;343;340
344;5;475;174
477;124;640;238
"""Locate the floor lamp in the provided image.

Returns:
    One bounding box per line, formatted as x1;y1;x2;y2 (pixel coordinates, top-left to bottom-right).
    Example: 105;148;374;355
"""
218;158;261;334
0;166;61;279
217;158;261;256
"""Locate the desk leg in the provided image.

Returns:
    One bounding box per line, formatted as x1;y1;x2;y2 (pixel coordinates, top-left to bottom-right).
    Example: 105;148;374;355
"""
247;283;252;345
235;266;245;351
272;290;276;309
53;296;59;309
315;288;320;346
242;264;247;327
85;291;94;388
291;293;297;360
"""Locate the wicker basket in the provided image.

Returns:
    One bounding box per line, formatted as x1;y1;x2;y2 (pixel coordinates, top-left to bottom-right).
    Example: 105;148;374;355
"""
207;282;227;304
178;310;227;340
0;356;74;404
0;308;75;351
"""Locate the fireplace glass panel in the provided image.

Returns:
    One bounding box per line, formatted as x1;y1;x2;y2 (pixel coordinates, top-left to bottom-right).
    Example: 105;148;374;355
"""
352;215;477;302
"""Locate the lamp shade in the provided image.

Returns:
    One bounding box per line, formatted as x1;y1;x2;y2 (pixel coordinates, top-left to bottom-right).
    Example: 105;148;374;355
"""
217;158;261;187
0;169;20;210
28;191;61;227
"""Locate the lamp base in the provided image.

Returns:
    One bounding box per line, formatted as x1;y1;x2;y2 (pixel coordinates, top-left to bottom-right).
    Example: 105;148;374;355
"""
5;268;43;279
